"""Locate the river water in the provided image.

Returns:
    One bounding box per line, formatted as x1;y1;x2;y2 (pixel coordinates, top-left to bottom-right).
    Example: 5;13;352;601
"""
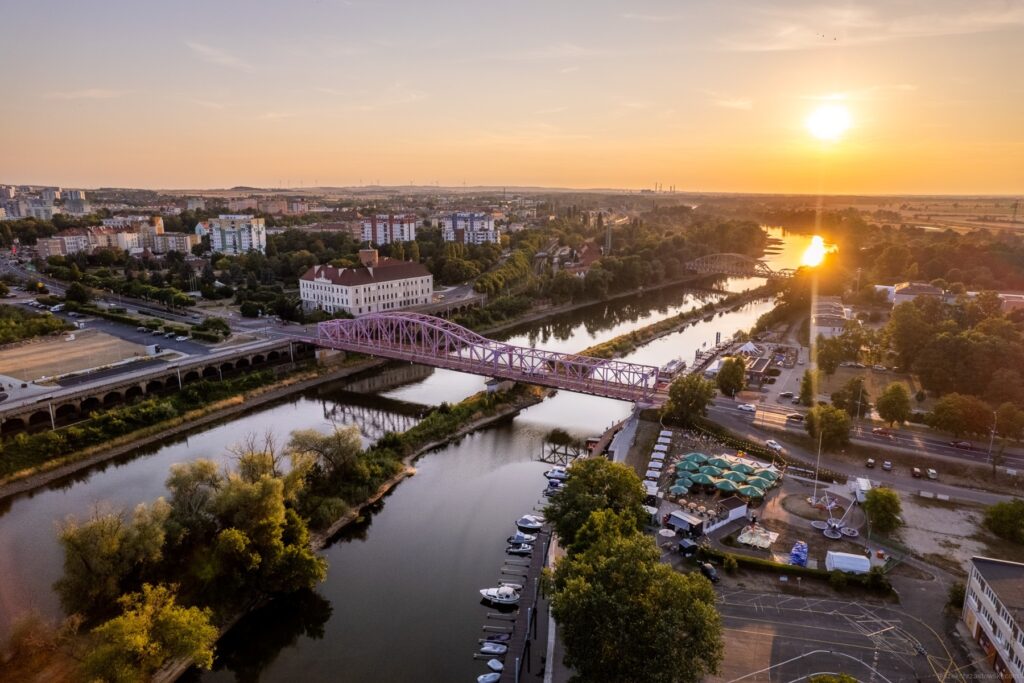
0;228;811;680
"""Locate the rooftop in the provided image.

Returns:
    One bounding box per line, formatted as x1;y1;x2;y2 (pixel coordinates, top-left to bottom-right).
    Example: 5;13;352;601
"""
895;281;943;296
301;258;431;287
973;556;1024;622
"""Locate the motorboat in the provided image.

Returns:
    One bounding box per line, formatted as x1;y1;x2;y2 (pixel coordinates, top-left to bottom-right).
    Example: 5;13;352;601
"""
544;466;569;481
506;543;533;556
478;674;501;683
516;514;544;531
507;531;536;544
499;581;523;591
480;642;508;655
484;633;511;643
487;659;504;672
480;585;521;605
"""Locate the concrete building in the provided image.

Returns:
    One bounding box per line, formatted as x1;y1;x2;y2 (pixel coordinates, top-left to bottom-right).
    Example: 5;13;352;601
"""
258;198;287;215
811;297;855;339
227;197;258;212
893;281;944;306
186;198;206;211
962;557;1024;681
362;214;418;245
208;214;267;255
0;186;14;200
299;248;432;316
26;202;56;220
155;232;200;253
998;293;1024;313
441;212;500;245
41;188;61;203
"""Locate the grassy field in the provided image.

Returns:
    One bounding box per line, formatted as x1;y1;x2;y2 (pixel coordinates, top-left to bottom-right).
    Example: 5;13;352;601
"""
823;366;934;413
0;330;148;381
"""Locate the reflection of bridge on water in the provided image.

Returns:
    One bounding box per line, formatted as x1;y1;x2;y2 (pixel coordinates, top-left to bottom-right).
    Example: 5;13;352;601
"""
321;390;428;438
338;363;435;395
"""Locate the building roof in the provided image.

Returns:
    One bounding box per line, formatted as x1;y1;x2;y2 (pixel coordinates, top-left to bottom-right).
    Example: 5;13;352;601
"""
895;281;943;296
719;496;746;511
973;556;1024;621
811;315;850;327
301;259;431;287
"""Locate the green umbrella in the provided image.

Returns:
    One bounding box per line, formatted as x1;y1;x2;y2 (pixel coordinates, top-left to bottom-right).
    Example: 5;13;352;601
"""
677;460;701;473
683;452;708;464
738;485;764;498
690;472;716;485
669;485;687;496
699;465;723;477
723;471;747;483
674;477;693;488
745;476;771;490
708;457;731;469
753;469;779;481
730;463;756;474
716;479;739;492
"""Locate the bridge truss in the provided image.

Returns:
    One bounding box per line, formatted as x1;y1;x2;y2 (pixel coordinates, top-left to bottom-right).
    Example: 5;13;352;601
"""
686;253;794;279
316;312;661;403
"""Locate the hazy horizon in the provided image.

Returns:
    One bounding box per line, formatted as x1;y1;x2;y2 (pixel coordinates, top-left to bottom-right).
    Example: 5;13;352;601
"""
2;0;1023;194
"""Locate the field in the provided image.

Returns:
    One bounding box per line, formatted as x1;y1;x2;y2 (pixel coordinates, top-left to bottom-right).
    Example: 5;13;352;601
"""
0;330;148;381
824;366;934;413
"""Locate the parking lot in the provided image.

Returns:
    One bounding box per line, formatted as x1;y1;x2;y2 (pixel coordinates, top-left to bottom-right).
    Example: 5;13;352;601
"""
711;590;963;682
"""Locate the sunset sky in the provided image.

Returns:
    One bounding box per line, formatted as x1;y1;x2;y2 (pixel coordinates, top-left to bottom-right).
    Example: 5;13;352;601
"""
2;0;1023;194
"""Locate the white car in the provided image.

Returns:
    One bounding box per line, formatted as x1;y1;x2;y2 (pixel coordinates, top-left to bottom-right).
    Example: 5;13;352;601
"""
765;439;784;452
738;403;757;413
175;335;189;342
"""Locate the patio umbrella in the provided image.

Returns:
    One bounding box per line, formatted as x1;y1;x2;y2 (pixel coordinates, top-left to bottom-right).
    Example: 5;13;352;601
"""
708;457;731;469
690;472;716;485
674;477;692;489
730;463;756;474
753;469;779;481
669;485;687;496
677;460;701;473
698;465;723;477
738;485;764;498
683;452;708;464
723;471;747;483
716;479;739;492
745;476;771;490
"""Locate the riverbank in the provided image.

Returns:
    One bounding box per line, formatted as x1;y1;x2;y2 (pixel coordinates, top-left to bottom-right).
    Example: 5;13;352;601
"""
0;357;385;502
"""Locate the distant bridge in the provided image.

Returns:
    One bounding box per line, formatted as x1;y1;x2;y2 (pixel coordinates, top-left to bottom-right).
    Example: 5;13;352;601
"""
315;313;663;403
686;253;795;279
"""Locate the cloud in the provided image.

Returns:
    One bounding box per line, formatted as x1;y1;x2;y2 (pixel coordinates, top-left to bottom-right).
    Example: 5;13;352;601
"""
45;88;122;100
621;12;683;23
718;0;1024;51
186;41;254;71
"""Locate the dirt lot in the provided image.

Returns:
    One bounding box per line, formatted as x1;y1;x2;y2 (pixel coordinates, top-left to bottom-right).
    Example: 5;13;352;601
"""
0;330;148;381
825;366;934;412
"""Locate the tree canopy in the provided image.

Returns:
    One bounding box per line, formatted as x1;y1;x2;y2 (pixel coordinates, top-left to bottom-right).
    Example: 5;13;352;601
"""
716;357;746;397
864;487;902;534
983;499;1024;544
805;404;852;451
662;374;717;425
875;383;911;426
543;458;646;548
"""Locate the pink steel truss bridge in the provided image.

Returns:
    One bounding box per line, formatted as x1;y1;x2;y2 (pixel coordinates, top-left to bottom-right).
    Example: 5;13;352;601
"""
316;312;662;403
686;253;794;279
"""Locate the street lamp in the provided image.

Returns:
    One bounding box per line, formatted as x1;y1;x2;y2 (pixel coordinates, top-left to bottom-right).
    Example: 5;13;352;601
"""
987;409;998;464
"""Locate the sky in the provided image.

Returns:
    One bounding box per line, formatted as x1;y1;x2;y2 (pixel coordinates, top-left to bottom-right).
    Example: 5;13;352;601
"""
1;0;1023;194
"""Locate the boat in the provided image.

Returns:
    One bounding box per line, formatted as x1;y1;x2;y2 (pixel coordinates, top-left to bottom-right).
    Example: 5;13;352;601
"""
479;585;521;605
544;466;569;481
480;642;508;655
516;514;544;531
499;581;523;591
484;633;511;643
478;674;501;683
487;659;504;672
506;543;533;556
507;531;536;544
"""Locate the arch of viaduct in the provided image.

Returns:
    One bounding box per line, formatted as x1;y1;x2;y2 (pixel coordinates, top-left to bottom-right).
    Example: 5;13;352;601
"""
0;340;316;435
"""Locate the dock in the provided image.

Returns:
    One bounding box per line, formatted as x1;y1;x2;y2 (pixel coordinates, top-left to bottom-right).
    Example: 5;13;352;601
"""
497;526;552;682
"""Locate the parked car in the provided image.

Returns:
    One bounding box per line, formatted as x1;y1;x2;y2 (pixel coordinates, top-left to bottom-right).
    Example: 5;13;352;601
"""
175;335;189;342
866;458;876;468
882;460;893;471
872;364;886;371
785;413;804;422
948;440;972;450
699;562;720;583
164;331;175;338
911;467;922;478
136;326;148;332
737;403;757;413
926;468;938;480
765;439;784;453
792;397;801;405
779;391;794;399
150;329;163;336
872;427;894;439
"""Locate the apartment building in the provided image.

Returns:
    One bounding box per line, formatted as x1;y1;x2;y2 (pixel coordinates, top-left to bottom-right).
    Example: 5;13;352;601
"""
227;197;258;212
362;214;418;245
299;249;432;316
207;214;267;255
441;212;501;245
962;556;1024;682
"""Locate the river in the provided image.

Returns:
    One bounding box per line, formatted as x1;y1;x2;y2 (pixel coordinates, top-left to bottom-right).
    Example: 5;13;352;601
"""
0;228;812;680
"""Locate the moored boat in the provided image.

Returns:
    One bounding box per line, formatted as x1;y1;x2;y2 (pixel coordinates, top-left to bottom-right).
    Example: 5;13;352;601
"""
479;585;521;605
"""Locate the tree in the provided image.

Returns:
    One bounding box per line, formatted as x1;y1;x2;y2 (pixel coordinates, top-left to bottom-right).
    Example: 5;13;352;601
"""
805;404;852;451
863;487;902;534
83;583;218;681
662;374;716;424
287;425;364;479
716;357;746;397
798;369;817;406
830;376;871;419
929;393;992;437
886;302;934;369
54;501;170;615
551;523;723;683
65;281;92;304
996;402;1024;443
543;458;646;548
983;499;1024;544
876;383;911;426
815;336;846;381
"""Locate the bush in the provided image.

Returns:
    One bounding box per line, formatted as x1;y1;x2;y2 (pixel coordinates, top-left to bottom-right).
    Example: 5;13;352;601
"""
983;500;1024;544
915;390;926;402
723;556;738;574
947;581;966;611
829;570;848;590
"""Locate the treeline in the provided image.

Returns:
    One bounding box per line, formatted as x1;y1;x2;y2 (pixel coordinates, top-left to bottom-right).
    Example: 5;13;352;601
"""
0;304;72;344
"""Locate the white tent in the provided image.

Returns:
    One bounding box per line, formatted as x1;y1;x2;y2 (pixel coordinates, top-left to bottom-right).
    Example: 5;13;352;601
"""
653;444;669;453
650;452;666;461
648;460;664;471
659;430;673;438
737;342;762;356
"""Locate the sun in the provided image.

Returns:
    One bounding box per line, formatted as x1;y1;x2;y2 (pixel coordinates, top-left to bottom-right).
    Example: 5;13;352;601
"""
805;104;851;141
801;235;829;267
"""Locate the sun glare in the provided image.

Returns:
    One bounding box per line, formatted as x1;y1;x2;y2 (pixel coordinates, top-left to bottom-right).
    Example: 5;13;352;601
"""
801;235;830;267
805;104;851;142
